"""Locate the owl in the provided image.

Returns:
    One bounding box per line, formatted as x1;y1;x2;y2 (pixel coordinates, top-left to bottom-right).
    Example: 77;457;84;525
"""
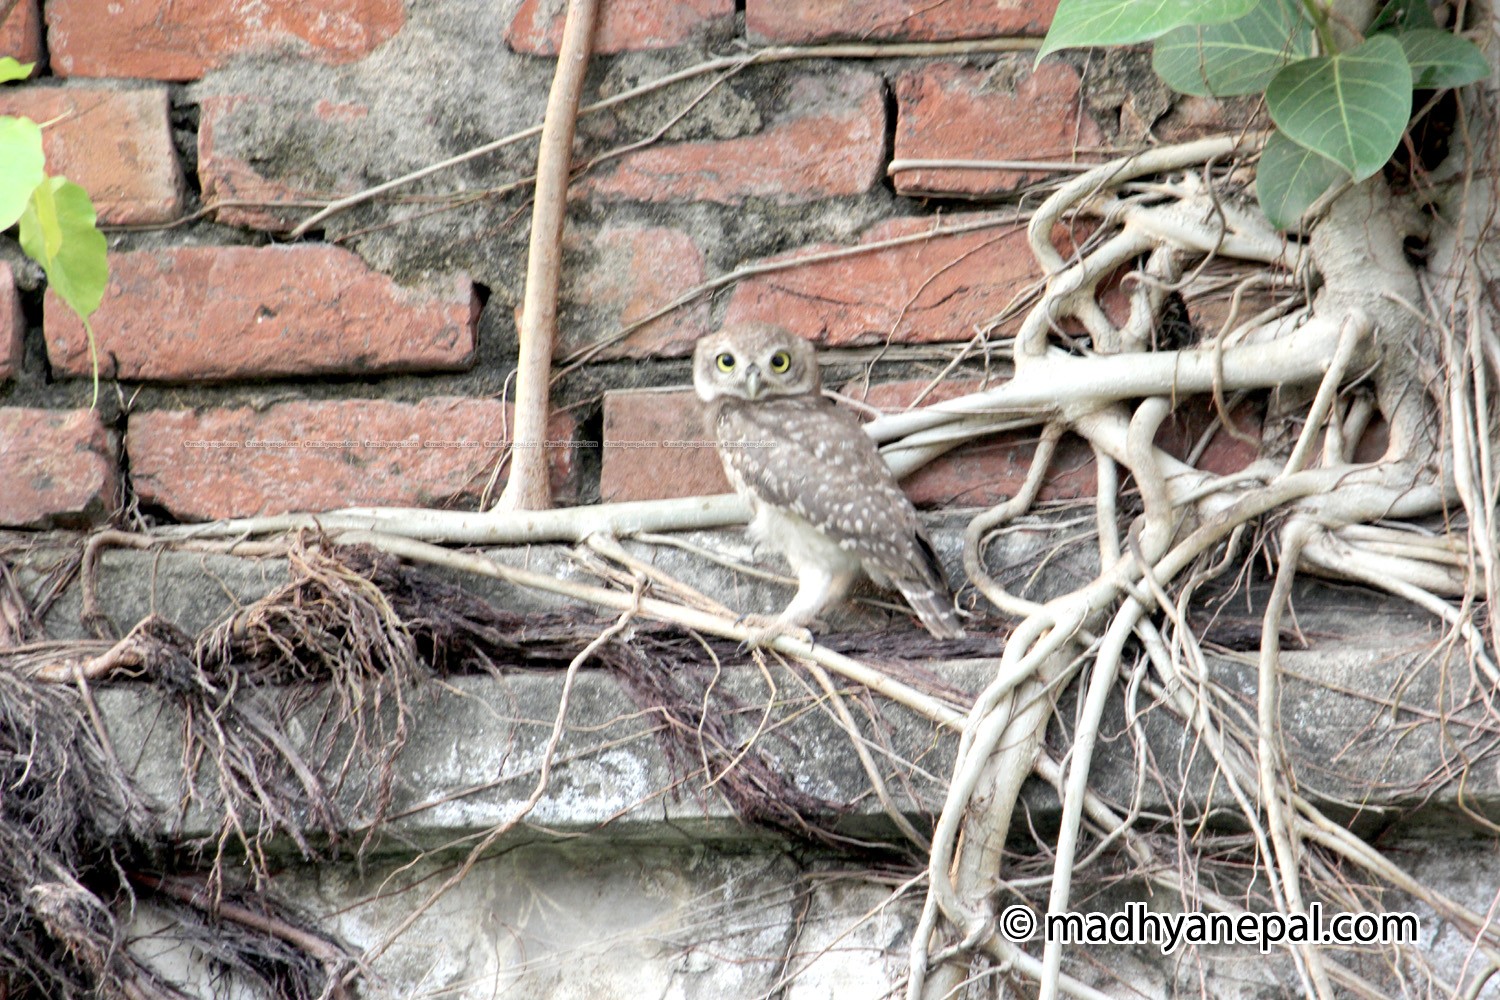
692;324;964;643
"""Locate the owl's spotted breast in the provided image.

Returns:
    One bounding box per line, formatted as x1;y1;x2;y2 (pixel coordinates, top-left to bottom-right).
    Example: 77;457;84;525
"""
712;396;915;547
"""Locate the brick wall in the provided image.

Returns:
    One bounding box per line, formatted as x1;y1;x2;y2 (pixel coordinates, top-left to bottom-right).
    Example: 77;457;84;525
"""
0;0;1255;528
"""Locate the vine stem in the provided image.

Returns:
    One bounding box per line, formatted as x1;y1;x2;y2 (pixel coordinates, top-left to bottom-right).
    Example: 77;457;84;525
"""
1301;0;1339;55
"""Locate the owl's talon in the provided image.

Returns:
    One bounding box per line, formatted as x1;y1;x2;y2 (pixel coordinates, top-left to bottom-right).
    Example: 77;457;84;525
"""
736;614;815;651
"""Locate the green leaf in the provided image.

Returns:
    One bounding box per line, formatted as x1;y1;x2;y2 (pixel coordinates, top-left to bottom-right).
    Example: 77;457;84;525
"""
1369;0;1437;33
1153;0;1314;97
0;115;45;230
18;177;109;320
1266;34;1412;180
1039;0;1258;59
0;58;35;84
1397;28;1489;89
1256;128;1350;228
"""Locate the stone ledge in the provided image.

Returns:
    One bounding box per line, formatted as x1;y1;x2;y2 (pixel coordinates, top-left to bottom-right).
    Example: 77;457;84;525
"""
94;645;1495;853
11;525;1496;999
15;523;1489;855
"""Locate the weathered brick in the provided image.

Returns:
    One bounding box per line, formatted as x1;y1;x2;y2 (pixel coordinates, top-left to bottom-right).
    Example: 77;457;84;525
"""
198;95;359;232
128;399;575;521
746;0;1058;43
0;262;21;383
893;63;1103;198
0;0;41;68
45;0;404;80
600;375;1266;509
598;381;1095;508
599;388;723;503
0;407;117;528
0;86;183;225
1153;95;1268;144
507;0;731;54
840;379;1095;506
45;246;478;382
860;379;1264;501
723;214;1039;346
580;71;884;205
1156;399;1263;475
1183;286;1281;347
555;225;709;360
1351;414;1388;464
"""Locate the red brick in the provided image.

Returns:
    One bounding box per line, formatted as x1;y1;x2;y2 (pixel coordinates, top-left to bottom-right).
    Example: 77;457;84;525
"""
747;0;1058;43
128;399;576;521
1153;95;1267;144
313;99;368;122
45;246;478;382
1156;399;1262;475
507;0;731;54
840;379;1095;505
600;381;1267;510
0;86;183;225
0;407;117;527
893;63;1103;198
198;95;343;232
907;429;1097;505
723;214;1039;346
1351;414;1388;464
0;0;41;68
599;388;723;503
45;0;403;80
598;381;1096;508
1184;285;1280;343
554;225;709;360
0;262;21;382
580;71;884;205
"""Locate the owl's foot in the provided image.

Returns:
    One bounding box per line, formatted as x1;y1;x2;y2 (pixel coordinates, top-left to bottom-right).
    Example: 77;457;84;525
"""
736;613;816;651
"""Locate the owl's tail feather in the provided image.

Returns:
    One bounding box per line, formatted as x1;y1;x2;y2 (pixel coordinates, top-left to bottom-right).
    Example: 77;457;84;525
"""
897;581;966;640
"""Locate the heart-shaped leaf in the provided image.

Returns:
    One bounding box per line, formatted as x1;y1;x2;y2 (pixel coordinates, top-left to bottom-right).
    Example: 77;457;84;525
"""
1256;127;1350;229
1397;28;1488;90
1153;0;1314;97
1266;34;1412;180
0;115;45;230
1040;0;1257;59
0;58;35;84
18;176;109;320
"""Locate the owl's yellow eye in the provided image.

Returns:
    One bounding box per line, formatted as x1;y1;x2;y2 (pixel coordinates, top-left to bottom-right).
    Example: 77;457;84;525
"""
715;352;736;373
768;350;792;373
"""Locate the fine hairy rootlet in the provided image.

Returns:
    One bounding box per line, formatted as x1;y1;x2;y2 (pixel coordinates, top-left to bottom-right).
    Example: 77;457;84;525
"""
692;324;965;642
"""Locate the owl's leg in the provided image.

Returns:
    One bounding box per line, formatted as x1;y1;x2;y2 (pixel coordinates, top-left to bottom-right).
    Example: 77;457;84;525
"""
742;564;857;648
744;502;777;557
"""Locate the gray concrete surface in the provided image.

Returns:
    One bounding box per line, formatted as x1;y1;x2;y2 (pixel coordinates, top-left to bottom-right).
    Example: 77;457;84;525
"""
10;525;1498;998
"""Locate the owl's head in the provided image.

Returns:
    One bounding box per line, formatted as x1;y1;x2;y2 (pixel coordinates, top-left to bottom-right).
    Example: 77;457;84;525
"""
692;325;820;403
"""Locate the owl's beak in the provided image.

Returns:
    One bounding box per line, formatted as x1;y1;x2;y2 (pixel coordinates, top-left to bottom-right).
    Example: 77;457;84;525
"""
744;365;763;399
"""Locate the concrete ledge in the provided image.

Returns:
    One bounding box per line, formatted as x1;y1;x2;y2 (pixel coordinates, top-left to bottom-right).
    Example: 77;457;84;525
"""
14;524;1493;853
96;641;1497;853
11;526;1499;999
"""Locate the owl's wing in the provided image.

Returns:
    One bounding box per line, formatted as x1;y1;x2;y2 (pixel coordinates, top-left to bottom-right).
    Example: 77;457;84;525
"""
716;394;964;638
716;396;924;561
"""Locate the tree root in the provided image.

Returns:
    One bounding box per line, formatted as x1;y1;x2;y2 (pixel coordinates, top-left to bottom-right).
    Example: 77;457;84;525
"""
28;106;1498;997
